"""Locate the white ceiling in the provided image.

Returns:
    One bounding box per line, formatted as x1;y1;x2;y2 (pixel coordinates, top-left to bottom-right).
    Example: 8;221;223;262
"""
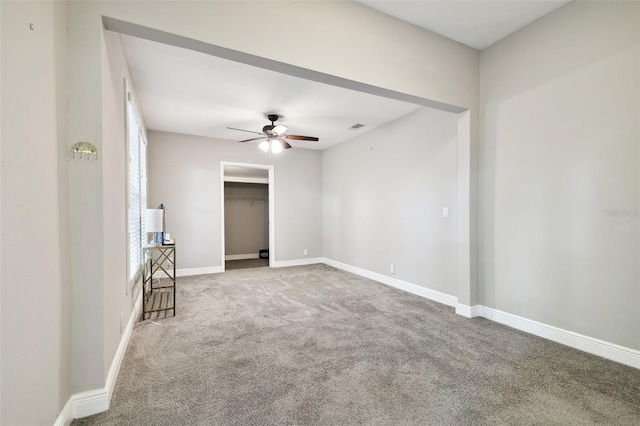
119;1;570;151
357;0;571;50
120;34;422;150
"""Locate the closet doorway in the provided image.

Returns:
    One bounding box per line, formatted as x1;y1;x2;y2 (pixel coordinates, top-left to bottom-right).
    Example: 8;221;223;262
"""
220;162;274;271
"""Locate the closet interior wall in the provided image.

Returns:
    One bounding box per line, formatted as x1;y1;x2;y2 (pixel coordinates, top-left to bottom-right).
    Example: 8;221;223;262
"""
224;182;269;259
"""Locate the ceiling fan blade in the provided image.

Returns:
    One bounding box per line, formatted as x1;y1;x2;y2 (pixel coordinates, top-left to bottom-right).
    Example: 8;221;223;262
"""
283;134;319;141
277;138;292;149
227;127;265;136
273;124;288;135
239;136;267;143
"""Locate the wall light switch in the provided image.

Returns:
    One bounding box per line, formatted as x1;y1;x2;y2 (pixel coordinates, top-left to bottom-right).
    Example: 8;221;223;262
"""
304;249;308;256
390;264;395;274
443;207;449;218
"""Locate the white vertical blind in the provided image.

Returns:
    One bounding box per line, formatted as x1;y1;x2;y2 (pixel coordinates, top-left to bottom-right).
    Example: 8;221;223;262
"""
127;94;144;282
140;131;147;245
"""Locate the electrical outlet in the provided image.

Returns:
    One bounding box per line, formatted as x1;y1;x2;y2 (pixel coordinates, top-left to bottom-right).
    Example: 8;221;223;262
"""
120;313;124;334
390;264;395;274
304;249;308;256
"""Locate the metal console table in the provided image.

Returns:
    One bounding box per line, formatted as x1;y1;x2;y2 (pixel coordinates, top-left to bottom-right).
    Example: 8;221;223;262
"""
141;244;176;321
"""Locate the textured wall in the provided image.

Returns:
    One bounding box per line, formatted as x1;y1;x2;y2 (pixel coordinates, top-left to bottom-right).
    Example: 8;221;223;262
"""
479;0;640;349
148;131;322;268
224;183;269;257
102;30;148;385
0;1;71;423
323;107;459;297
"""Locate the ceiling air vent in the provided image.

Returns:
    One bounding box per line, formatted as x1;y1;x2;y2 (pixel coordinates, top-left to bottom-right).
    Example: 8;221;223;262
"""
349;123;365;130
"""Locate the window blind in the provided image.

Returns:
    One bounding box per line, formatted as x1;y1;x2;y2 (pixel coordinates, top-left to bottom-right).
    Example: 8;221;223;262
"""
127;96;143;282
140;131;147;244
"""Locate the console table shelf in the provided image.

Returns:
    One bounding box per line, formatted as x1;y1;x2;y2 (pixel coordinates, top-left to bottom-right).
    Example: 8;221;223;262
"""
141;244;176;321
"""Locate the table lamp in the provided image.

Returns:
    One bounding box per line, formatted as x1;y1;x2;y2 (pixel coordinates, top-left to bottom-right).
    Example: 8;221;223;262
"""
145;208;164;244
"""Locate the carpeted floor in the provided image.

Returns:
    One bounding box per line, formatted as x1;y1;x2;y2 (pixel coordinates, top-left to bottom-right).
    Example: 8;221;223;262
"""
225;258;269;270
74;264;640;425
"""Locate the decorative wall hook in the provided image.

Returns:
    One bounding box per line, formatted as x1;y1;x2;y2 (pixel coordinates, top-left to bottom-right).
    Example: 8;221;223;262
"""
70;142;98;160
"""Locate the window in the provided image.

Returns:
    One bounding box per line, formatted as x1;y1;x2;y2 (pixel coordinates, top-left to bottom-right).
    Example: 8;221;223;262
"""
127;90;147;283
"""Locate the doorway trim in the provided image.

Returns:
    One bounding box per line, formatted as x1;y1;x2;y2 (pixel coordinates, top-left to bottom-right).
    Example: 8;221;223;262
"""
220;161;275;271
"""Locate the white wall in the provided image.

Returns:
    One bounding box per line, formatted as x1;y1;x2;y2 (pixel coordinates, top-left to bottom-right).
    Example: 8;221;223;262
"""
323;108;459;297
224;183;269;257
480;0;640;350
0;1;71;424
148;131;322;269
67;0;106;394
102;30;145;383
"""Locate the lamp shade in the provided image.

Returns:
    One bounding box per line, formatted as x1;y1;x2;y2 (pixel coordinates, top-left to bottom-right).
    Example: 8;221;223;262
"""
145;208;164;232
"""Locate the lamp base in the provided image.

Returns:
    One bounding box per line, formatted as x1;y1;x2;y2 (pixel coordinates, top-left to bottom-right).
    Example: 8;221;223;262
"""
154;231;164;244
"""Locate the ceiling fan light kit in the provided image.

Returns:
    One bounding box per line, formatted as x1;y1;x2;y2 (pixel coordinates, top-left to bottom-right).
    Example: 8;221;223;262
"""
272;124;287;135
271;140;283;154
228;114;319;154
259;138;285;154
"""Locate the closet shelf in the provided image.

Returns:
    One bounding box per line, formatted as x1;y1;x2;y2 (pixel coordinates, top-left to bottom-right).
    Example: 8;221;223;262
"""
224;195;269;201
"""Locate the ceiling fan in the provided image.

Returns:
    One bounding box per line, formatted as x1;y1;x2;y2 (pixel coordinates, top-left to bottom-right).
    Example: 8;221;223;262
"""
227;114;319;153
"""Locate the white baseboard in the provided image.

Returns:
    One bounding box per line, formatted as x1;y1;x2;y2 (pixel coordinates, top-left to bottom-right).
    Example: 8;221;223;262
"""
56;293;142;423
322;258;457;307
70;388;109;420
225;253;259;261
53;397;73;426
455;304;481;318
322;258;639;369
479;306;640;369
271;257;324;268
176;266;224;277
105;292;142;403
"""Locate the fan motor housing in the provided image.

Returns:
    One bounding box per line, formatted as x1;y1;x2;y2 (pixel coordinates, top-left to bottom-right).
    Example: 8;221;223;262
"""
263;124;275;135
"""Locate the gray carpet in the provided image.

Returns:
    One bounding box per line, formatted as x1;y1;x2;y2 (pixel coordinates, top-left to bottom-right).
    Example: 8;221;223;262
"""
74;264;640;425
225;258;269;270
